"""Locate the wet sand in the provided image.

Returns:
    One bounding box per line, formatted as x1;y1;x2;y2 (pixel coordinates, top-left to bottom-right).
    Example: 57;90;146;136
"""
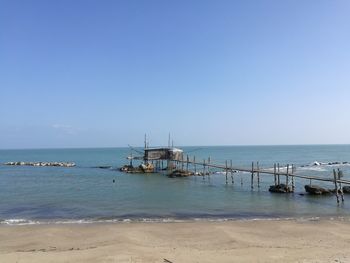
1;219;350;262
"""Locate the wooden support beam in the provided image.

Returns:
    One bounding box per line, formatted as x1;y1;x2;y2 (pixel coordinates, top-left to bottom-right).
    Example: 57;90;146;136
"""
186;155;189;172
230;160;234;184
337;169;344;202
193;156;196;174
251;162;254;189
225;160;228;184
257;161;260;188
208;157;211;176
286;164;289;189
181;155;184;171
203;159;206;179
291;164;295;192
333;169;339;204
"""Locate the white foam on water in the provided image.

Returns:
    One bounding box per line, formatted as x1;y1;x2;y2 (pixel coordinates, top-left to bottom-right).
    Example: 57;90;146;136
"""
299;166;328;172
1;219;39;225
2;216;349;225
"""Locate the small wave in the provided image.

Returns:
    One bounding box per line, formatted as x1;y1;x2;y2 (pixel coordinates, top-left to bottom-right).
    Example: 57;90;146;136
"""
0;218;186;225
1;219;39;225
215;171;237;175
2;216;350;226
298;166;328;172
306;161;350;167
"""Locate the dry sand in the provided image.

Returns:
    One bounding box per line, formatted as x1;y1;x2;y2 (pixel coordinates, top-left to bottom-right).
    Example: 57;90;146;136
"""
1;220;350;263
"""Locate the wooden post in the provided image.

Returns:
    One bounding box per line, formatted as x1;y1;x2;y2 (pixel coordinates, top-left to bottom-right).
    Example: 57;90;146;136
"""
225;160;228;184
203;159;206;179
193;156;196;175
337;169;344;202
181;155;184;171
333;169;339;204
208;157;211;176
274;163;277;186
257;161;260;188
166;160;170;172
286;164;289;190
277;163;280;185
230;160;234;184
291;164;295;192
186;155;189;173
251;162;254;189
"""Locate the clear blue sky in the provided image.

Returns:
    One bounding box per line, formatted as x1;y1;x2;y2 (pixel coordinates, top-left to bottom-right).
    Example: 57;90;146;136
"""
1;0;349;149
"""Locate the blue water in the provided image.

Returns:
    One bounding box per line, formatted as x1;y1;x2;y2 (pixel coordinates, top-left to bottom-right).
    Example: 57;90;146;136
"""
1;145;350;224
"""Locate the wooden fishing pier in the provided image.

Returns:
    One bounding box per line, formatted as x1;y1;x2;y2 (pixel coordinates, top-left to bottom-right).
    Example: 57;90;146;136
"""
122;135;350;204
170;154;350;204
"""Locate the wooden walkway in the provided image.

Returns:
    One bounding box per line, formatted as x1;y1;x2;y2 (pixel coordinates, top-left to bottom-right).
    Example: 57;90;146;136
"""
171;156;350;203
174;158;350;185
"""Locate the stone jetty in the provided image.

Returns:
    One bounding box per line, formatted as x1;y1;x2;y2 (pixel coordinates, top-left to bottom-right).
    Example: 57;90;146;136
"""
4;161;76;167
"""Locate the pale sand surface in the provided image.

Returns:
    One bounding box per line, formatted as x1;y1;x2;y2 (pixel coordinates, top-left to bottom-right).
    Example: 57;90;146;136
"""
1;220;350;263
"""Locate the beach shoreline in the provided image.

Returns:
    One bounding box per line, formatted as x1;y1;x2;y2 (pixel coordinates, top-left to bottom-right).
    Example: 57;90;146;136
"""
1;219;350;262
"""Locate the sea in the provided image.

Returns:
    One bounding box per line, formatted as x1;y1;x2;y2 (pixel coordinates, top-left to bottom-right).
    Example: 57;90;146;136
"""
1;145;350;225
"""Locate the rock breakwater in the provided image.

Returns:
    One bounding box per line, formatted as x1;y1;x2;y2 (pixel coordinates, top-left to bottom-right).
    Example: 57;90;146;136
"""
4;161;75;167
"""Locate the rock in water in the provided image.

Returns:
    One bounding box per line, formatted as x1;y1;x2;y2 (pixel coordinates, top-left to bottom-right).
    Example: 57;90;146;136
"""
304;185;331;195
269;184;293;193
342;186;350;194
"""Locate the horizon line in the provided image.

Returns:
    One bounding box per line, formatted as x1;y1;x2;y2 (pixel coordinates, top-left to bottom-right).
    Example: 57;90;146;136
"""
1;143;350;151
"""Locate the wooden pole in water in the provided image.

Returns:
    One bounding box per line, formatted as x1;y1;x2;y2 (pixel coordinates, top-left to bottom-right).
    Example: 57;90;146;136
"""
286;164;289;190
291;164;295;192
337;169;344;202
186;155;189;173
169;159;173;172
257;161;260;188
274;163;277;186
208;157;211;176
230;160;234;184
333;169;339;204
193;156;196;175
181;155;184;171
225;160;228;184
251;162;254;189
277;163;280;185
203;159;206;179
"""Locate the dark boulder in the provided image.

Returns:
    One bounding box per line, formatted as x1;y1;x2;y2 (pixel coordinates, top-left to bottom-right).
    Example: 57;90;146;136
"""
305;185;331;195
269;184;293;193
342;186;350;194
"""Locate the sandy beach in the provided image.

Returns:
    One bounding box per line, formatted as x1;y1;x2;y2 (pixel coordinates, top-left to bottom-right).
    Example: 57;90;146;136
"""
1;220;350;263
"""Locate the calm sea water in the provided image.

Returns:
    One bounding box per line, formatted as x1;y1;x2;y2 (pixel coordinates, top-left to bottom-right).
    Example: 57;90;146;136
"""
1;145;350;224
